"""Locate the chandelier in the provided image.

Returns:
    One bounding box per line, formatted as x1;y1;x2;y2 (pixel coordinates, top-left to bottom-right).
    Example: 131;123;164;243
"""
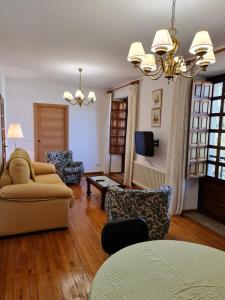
63;68;96;106
127;0;216;81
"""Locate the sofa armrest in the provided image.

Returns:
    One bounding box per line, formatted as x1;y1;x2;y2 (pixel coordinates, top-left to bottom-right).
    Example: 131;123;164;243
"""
0;183;74;205
32;161;56;175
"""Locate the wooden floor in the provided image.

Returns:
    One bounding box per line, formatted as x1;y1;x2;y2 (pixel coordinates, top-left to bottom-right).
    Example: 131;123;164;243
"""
1;177;225;300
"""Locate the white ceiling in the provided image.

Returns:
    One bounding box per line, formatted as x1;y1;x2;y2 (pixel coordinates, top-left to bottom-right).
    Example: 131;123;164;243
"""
1;0;225;89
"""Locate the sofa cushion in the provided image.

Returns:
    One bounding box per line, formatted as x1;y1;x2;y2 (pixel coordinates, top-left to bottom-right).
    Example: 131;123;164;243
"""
35;174;64;185
0;183;73;201
7;148;35;181
32;161;56;175
9;158;30;184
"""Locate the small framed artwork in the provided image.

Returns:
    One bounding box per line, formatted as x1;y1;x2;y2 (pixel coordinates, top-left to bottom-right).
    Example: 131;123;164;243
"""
151;108;161;127
152;89;162;108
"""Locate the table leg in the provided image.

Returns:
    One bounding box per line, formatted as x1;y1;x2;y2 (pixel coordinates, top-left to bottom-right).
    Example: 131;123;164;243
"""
86;180;91;197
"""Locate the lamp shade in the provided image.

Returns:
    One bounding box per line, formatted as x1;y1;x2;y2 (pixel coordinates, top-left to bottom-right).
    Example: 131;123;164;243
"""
7;123;24;139
151;29;173;55
140;54;157;72
189;31;213;55
63;91;73;101
75;90;84;100
196;50;216;67
127;42;145;63
88;91;96;101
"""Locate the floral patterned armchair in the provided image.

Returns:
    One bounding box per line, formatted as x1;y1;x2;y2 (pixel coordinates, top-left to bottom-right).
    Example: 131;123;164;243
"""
104;185;171;240
45;151;84;185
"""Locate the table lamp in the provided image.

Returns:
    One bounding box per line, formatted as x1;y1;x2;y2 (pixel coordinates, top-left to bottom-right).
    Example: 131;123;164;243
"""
7;123;24;149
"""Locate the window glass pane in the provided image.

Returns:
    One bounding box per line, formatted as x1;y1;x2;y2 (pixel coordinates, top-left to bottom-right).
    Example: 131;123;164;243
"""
190;148;197;160
208;148;217;162
201;101;210;114
221;133;225;147
199;132;208;145
193;101;200;113
213;82;223;97
200;117;208;129
199;148;207;160
209;132;218;146
222;117;225;129
211;99;221;113
191;132;198;145
207;163;216;177
218;166;225;180
195;84;202;97
192;117;199;129
210;116;219;129
219;149;225;163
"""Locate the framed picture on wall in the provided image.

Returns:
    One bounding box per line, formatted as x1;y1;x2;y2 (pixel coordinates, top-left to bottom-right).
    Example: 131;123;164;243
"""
151;108;161;127
152;89;162;108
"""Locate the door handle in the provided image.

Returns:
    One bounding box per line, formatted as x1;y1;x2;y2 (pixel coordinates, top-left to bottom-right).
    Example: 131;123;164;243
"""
38;139;40;143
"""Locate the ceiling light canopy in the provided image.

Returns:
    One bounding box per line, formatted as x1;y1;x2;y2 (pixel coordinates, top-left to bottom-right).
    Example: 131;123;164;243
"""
127;0;216;81
63;68;96;106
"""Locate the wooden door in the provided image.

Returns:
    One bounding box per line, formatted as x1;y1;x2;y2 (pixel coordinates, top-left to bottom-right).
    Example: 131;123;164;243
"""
34;103;68;161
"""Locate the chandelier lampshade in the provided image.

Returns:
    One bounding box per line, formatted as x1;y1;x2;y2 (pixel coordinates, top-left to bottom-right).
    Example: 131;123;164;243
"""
127;42;146;64
151;29;174;55
140;54;157;73
189;31;213;56
75;89;84;100
63;68;96;106
127;0;216;81
196;50;216;67
88;91;97;102
63;91;73;101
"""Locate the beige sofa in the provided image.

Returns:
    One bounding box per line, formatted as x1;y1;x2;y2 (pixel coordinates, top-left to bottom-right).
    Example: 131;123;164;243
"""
0;149;74;237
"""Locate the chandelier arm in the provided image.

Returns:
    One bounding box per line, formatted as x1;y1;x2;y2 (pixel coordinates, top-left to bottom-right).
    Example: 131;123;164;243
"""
182;56;202;73
139;65;162;77
180;67;205;79
148;68;164;80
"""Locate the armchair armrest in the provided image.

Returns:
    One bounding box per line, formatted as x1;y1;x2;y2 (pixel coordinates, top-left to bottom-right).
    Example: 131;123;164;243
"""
0;183;74;204
69;161;83;168
32;161;56;175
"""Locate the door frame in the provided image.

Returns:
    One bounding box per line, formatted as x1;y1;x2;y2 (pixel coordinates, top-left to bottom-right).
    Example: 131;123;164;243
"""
34;103;69;161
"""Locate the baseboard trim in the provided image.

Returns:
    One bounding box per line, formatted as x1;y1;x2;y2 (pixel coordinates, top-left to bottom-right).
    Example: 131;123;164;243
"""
182;209;198;214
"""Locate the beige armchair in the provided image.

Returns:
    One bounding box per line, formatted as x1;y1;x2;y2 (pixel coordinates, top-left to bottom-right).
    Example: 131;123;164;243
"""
0;148;74;237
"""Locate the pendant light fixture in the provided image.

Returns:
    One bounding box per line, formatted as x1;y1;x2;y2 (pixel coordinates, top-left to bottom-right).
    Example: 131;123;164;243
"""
127;0;216;81
63;68;96;106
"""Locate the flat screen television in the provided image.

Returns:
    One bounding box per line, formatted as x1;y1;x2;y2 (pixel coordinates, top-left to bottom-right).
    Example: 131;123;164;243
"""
135;131;155;157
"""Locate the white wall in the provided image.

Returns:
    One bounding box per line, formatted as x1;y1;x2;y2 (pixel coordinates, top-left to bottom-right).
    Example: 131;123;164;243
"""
136;77;174;170
5;78;107;172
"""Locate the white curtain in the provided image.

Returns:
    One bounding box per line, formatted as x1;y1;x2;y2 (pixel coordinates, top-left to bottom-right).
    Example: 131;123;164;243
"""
103;92;112;174
165;76;192;215
124;83;138;186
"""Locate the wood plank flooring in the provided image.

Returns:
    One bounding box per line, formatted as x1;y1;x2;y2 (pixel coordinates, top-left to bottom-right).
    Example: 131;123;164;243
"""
0;177;225;300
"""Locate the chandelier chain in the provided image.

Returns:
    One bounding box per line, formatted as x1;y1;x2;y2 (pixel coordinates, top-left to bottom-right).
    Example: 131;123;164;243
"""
79;68;82;90
171;0;176;30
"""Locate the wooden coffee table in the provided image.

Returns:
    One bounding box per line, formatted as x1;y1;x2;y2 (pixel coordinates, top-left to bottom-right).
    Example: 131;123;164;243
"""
86;175;124;209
